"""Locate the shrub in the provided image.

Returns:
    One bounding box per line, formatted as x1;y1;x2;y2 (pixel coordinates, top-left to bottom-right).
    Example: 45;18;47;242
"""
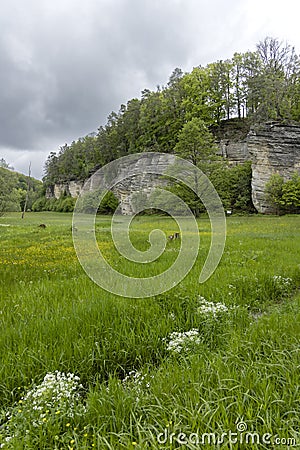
265;172;300;214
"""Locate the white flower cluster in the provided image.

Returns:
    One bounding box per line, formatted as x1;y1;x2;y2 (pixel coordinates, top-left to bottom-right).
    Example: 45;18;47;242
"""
166;329;201;353
21;371;84;422
273;275;292;286
121;370;154;402
197;297;235;317
0;372;85;448
122;370;153;390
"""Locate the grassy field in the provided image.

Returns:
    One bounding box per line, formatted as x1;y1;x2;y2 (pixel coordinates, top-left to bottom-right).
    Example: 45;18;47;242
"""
0;212;299;449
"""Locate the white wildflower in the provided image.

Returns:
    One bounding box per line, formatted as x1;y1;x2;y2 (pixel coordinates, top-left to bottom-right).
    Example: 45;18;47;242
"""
165;329;201;353
197;297;237;317
121;370;154;401
273;275;292;286
0;370;86;445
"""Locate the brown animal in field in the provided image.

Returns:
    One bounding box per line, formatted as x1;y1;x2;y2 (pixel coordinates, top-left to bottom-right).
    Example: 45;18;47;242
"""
38;223;46;228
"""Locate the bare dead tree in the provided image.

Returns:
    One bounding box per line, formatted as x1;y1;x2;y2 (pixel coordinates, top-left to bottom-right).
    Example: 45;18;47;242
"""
21;162;31;219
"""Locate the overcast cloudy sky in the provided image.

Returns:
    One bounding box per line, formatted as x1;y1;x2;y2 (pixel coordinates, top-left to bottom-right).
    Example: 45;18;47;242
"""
1;0;300;179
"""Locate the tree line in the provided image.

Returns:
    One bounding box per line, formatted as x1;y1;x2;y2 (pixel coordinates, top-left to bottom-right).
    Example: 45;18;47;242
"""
43;37;300;188
0;162;43;216
22;37;292;215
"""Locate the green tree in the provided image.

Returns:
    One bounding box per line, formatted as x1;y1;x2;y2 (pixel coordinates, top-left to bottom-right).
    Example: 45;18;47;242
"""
0;168;19;215
253;37;300;120
174;118;218;168
265;173;284;213
174;118;218;216
208;60;234;122
181;66;212;123
281;173;300;210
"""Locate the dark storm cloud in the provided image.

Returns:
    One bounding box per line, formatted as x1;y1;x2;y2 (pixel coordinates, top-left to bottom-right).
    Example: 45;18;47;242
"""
1;0;299;178
0;0;243;145
0;0;191;152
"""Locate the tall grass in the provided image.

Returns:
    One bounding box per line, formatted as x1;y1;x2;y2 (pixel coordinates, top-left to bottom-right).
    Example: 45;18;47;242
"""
0;213;299;448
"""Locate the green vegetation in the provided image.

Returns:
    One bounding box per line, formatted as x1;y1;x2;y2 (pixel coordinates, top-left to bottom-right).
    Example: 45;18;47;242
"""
0;165;42;216
0;212;299;448
32;191;119;214
43;37;300;189
265;172;300;213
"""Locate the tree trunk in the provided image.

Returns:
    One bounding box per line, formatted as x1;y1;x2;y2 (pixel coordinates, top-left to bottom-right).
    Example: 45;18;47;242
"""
22;162;31;219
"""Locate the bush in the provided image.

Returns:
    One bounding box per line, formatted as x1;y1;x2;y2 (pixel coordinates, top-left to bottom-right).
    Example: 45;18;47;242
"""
210;161;254;213
167;161;254;216
76;190;119;214
265;172;300;214
32;197;48;211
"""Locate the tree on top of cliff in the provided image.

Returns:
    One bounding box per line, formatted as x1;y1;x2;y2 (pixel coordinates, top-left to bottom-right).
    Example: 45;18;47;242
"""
174;118;218;169
252;37;300;120
43;36;300;187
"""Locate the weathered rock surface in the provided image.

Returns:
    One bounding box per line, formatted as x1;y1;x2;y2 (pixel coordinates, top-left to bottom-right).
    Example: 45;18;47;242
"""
46;180;83;199
46;121;300;214
88;153;175;214
218;140;249;164
248;121;300;213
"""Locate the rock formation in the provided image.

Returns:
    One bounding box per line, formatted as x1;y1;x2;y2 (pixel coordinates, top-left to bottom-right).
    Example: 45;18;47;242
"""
46;180;83;199
248;121;300;213
46;120;300;214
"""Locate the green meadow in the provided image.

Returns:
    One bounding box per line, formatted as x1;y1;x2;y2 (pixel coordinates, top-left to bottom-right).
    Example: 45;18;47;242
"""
0;212;299;449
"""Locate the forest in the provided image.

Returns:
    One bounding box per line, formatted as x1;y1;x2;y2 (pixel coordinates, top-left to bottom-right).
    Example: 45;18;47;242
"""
4;37;300;215
43;37;300;188
0;159;42;216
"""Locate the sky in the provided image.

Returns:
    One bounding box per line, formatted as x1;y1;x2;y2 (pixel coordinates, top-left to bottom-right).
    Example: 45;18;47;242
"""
1;0;300;179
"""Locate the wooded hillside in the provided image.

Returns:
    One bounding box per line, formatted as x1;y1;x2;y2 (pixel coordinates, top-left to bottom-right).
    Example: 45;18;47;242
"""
43;37;300;185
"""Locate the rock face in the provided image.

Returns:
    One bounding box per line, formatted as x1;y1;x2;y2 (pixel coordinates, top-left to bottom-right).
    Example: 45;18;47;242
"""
248;122;300;213
84;153;175;214
218;140;249;164
46;180;84;199
46;121;300;214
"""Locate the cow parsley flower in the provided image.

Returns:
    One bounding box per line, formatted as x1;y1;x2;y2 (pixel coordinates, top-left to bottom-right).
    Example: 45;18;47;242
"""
121;370;154;402
272;275;293;297
197;297;237;317
0;371;86;448
165;329;201;353
273;275;292;286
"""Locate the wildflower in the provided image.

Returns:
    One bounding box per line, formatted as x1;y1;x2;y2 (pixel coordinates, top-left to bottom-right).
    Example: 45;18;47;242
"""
120;370;154;402
1;371;86;445
197;296;237;317
122;371;154;393
197;298;229;316
273;275;292;285
165;329;201;353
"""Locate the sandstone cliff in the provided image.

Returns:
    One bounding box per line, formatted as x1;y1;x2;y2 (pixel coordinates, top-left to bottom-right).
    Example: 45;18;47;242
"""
46;120;300;214
248;121;300;213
